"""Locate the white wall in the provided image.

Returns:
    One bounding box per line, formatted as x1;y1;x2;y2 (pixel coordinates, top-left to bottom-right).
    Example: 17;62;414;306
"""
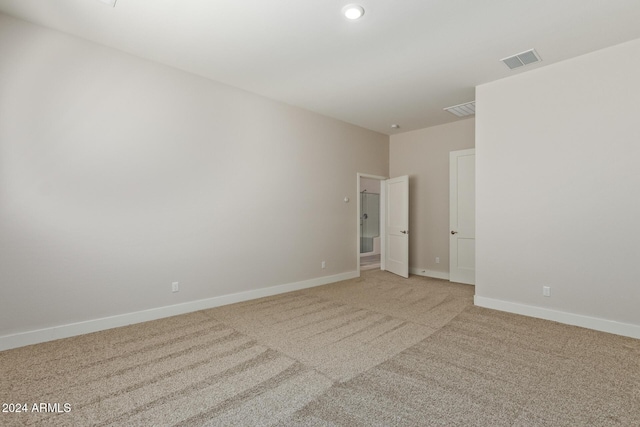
476;38;640;338
390;119;475;279
0;14;388;346
360;178;381;194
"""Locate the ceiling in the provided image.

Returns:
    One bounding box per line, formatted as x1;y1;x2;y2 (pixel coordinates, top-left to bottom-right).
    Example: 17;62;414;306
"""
1;0;640;135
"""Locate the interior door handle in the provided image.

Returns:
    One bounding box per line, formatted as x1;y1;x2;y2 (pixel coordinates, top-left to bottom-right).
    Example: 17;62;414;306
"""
401;230;408;234
451;230;458;235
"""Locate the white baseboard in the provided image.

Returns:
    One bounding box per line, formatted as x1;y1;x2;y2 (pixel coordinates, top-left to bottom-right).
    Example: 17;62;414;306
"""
410;267;450;281
0;271;358;352
474;295;640;340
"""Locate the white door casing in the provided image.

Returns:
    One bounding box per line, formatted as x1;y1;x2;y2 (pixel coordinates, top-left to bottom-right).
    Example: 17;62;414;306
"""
449;149;475;284
385;175;409;278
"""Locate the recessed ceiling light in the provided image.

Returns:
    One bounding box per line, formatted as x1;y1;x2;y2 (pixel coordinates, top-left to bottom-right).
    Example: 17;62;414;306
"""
342;4;365;20
390;124;400;129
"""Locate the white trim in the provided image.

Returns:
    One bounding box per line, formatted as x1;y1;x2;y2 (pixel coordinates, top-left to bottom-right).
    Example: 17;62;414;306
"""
474;295;640;340
410;267;450;281
0;271;358;351
379;182;386;272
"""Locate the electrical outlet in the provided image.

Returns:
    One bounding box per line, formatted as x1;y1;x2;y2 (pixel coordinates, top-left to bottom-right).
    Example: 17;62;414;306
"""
435;257;440;264
321;261;326;269
543;286;550;297
172;282;179;293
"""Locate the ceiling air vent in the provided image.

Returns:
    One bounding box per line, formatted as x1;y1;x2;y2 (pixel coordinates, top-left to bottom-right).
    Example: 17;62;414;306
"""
444;101;475;118
501;49;542;70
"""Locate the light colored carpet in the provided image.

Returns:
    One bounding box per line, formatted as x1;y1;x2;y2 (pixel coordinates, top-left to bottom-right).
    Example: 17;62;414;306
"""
1;270;639;426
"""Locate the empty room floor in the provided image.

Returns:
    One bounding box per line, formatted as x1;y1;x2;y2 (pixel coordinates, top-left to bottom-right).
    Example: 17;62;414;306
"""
1;270;639;426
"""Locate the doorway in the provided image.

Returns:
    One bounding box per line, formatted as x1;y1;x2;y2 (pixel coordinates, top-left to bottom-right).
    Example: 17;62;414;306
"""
360;182;381;270
357;173;410;278
357;174;386;272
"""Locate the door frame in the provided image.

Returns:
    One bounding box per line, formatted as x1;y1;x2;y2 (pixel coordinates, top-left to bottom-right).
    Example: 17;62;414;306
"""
357;173;388;276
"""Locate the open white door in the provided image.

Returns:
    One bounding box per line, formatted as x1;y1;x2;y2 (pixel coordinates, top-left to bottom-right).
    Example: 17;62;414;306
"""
385;175;409;278
450;149;475;284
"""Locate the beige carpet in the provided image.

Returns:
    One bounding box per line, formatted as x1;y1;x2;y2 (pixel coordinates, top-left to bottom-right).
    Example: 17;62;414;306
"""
1;270;639;426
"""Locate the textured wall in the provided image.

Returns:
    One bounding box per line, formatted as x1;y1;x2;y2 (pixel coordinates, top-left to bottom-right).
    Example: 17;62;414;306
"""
476;38;640;332
0;14;388;337
390;119;475;277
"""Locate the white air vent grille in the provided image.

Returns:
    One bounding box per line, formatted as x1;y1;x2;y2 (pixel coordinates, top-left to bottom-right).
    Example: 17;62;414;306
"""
444;101;475;117
501;49;541;70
